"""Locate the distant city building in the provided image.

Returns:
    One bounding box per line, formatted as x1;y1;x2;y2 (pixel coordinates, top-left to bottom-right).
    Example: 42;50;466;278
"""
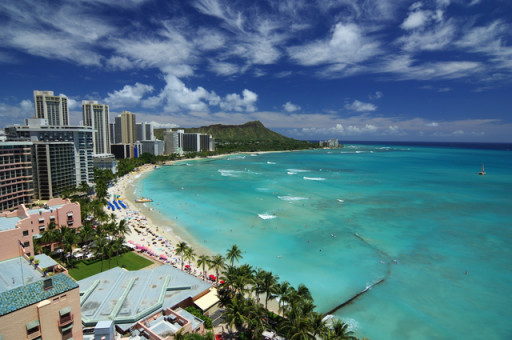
0;198;81;260
140;140;163;156
82;100;110;155
319;138;340;148
110;143;132;159
0;141;34;212
5;119;94;198
120;110;136;147
163;130;214;155
136;122;154;141
33;90;69;126
92;154;118;173
163;129;183;155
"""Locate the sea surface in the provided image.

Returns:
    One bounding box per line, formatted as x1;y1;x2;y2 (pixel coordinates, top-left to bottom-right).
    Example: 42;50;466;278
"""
136;143;512;339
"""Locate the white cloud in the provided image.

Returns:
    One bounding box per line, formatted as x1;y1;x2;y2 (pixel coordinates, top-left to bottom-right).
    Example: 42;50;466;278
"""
369;91;383;100
283;101;301;112
105;83;154;108
209;61;239;76
143;74;218;112
426;122;439;127
401;10;430;30
20;99;33;115
288;22;380;72
219;89;258;112
106;56;135;70
345;100;377;112
380;55;482;80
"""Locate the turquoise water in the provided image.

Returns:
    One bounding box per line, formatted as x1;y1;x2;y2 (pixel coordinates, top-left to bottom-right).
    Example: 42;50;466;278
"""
137;145;512;339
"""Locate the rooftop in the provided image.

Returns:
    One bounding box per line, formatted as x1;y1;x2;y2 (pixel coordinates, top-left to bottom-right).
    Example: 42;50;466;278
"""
27;204;64;216
0;272;78;316
78;265;211;328
0;257;42;293
0;215;21;232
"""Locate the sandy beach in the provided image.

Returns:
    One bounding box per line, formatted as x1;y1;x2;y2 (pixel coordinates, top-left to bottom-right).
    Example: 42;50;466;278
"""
107;158;225;279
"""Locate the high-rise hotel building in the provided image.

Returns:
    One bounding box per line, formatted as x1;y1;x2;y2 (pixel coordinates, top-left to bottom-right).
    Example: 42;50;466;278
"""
33;91;69;126
82;100;110;155
0;142;34;211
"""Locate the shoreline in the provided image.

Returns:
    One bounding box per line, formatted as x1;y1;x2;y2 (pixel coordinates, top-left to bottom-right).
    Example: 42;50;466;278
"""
109;151;290;276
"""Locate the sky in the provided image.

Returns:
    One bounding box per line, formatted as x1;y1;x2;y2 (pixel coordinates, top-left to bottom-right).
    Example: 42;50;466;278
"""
1;0;511;142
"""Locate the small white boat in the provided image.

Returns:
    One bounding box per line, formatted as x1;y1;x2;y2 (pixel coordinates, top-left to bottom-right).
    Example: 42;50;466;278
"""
135;197;153;203
478;163;486;175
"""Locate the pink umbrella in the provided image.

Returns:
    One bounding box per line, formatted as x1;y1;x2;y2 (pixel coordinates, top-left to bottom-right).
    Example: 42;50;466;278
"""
128;240;134;244
160;254;168;260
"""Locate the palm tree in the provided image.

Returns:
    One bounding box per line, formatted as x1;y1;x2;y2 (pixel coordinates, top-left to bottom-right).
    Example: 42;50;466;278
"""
281;306;312;340
276;281;291;315
92;234;108;272
59;226;77;265
223;297;251;336
39;221;59;251
113;236;125;266
260;270;279;313
196;254;210;280
328;319;357;340
226;244;243;267
309;312;328;339
208;254;225;284
183;246;196;269
175;241;188;270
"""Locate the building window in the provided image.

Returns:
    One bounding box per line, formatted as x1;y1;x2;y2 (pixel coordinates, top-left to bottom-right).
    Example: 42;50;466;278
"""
23;230;29;236
26;319;40;338
23;241;29;247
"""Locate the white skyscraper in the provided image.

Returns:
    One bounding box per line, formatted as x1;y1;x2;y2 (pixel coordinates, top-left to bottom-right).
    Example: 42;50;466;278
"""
33;90;69;126
82;100;110;155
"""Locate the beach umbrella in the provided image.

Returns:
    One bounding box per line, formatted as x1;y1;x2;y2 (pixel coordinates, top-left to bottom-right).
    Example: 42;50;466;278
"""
128;240;134;244
185;264;190;269
220;280;225;284
160;254;168;260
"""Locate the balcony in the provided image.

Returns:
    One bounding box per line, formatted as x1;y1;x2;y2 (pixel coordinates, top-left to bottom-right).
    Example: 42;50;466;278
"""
58;313;74;327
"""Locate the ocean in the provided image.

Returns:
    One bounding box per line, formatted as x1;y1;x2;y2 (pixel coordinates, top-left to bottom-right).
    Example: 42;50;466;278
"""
135;143;512;339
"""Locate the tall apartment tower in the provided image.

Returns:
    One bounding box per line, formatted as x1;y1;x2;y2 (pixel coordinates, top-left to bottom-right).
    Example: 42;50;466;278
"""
33;91;69;126
0;142;34;211
120;111;136;144
136;122;154;141
82;100;110;155
120;111;136;157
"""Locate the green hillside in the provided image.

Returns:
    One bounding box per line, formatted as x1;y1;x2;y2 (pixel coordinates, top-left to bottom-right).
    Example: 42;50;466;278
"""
154;120;313;152
155;121;296;142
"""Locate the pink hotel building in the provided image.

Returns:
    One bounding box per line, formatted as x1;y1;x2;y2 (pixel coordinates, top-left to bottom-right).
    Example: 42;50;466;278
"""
0;198;82;261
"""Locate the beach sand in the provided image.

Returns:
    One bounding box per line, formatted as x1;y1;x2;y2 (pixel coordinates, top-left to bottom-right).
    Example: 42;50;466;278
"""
108;154;289;318
108;160;222;279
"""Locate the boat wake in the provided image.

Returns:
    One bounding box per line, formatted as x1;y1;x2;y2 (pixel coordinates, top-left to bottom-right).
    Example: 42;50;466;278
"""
258;213;277;220
278;195;308;201
304;177;326;181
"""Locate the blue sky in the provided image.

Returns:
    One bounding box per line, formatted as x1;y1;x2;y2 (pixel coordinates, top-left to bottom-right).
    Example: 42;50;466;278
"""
1;0;511;142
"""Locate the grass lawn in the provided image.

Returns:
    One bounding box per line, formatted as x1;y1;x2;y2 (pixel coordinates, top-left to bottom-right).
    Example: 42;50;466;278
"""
68;251;154;281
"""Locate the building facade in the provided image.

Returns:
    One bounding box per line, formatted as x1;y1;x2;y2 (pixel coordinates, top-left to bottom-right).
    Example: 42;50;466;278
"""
140;140;163;156
33;90;69;126
5;119;94;198
0;273;83;340
136;122;154;142
163;129;183;155
0;142;34;212
0;198;81;261
82;100;110;155
32;142;76;200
